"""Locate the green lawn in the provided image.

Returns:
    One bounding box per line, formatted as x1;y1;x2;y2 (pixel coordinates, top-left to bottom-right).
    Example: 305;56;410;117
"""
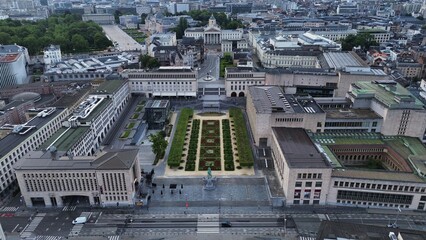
135;106;143;112
168;108;194;167
220;58;234;78
131;113;140;119
120;130;131;139
126;122;136;129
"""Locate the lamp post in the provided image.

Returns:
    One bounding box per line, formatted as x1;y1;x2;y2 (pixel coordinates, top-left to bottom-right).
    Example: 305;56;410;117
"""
393;206;401;228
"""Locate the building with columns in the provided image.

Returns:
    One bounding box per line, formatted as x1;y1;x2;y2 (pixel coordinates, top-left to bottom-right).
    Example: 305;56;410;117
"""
184;15;243;46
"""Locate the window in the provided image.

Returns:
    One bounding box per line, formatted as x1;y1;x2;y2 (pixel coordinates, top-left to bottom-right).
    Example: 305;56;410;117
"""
293;200;300;204
295;182;302;187
305;182;312;187
315;182;322;187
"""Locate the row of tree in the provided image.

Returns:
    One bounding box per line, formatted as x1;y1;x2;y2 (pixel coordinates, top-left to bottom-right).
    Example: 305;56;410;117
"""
340;33;378;51
0;14;112;55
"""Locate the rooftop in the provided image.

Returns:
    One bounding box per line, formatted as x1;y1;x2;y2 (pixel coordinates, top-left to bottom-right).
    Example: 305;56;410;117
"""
249;86;323;114
91;80;125;94
14;149;138;171
350;81;425;109
145;100;169;109
324;108;382;119
0;108;65;157
322;51;366;70
272;128;330;168
39;127;90;152
313;132;426;181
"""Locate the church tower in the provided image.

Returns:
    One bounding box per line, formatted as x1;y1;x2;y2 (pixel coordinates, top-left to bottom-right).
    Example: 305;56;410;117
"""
208;14;217;27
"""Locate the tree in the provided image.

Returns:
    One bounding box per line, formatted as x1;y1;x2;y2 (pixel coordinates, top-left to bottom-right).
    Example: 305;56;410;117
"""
149;131;168;160
71;34;89;52
341;33;377;51
94;32;112;49
172;17;188;39
147;58;160;69
141;13;148;24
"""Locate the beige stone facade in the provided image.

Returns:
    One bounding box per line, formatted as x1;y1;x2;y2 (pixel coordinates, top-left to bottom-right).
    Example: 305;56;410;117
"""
15;149;141;207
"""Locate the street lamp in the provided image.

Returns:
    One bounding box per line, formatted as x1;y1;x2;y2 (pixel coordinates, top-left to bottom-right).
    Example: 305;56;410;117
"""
394;206;401;227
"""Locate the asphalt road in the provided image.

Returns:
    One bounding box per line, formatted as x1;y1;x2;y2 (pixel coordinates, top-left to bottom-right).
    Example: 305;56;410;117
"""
3;207;426;238
198;53;220;81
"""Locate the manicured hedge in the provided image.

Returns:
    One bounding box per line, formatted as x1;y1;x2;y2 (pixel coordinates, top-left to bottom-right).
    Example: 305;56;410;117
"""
229;108;254;167
185;119;200;171
222;119;234;171
168;108;194;167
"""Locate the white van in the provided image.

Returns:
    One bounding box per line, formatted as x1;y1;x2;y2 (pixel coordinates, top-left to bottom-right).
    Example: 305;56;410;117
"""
72;216;87;224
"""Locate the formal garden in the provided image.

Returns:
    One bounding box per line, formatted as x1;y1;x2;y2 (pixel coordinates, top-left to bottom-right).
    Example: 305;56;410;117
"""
166;108;254;176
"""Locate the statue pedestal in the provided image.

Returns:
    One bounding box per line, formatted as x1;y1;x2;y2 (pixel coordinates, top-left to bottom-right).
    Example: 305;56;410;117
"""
203;176;217;191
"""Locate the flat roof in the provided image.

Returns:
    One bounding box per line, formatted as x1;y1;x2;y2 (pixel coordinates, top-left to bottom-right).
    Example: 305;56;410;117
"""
332;169;424;182
0;108;65;157
92;80;125;94
145;100;169;109
84;98;110;122
324;108;382;119
39;127;90;152
351;81;425;109
249;86;324;114
14;149;138;171
314;133;426;181
322;52;366;70
272;127;330;168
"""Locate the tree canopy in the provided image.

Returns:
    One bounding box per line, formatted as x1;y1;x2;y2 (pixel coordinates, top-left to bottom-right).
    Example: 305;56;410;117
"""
341;33;378;51
172;17;188;39
174;10;244;29
140;54;160;69
0;14;112;55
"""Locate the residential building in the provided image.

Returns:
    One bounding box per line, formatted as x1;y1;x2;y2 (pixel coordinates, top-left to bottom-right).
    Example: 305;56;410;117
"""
358;29;391;43
396;57;423;79
0;44;29;88
123;66;198;97
119;15;141;29
14;149;141;207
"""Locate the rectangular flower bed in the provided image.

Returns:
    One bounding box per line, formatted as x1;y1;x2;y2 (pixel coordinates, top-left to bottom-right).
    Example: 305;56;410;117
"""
198;120;221;170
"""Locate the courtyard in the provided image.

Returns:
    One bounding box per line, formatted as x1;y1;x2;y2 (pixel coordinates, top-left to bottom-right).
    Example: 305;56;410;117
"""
166;109;254;176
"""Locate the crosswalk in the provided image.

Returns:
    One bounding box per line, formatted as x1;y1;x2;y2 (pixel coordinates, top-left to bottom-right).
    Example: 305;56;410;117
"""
197;214;220;234
62;206;76;211
36;236;63;240
108;236;120;240
0;206;19;212
68;212;92;237
21;213;46;238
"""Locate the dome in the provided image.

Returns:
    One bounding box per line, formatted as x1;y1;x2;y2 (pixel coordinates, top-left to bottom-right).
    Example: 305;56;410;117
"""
11;92;41;102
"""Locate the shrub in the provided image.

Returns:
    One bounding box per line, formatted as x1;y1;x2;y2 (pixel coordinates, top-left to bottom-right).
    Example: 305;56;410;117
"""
229;108;254;167
222;119;235;171
168;108;194;167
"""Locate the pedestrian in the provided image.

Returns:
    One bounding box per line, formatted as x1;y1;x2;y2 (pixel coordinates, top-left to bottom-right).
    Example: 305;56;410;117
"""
181;184;183;189
160;190;163;196
152;189;155;194
162;184;165;189
179;190;182;195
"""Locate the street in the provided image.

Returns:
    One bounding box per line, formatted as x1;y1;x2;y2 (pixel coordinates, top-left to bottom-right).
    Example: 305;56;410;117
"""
2;204;426;239
198;52;220;81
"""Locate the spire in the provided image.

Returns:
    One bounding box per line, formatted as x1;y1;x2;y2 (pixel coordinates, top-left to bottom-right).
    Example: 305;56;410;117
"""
208;14;217;27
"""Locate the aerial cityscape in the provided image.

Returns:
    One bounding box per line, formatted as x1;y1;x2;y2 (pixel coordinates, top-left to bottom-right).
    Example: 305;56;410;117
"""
0;0;426;239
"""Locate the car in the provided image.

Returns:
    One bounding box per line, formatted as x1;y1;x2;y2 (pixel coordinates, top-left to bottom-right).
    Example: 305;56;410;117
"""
221;221;232;227
72;217;87;224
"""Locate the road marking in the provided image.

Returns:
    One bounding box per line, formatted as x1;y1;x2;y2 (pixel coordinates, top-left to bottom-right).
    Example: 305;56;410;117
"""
95;212;103;224
12;224;19;232
58;228;61;231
